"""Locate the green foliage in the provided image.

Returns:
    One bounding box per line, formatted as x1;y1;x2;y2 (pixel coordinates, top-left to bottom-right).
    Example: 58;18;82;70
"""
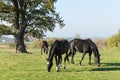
26;0;65;38
0;0;65;53
0;0;65;38
105;31;120;48
0;24;13;35
0;48;120;80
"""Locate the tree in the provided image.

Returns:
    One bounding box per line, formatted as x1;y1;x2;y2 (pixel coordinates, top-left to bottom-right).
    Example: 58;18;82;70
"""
0;0;65;53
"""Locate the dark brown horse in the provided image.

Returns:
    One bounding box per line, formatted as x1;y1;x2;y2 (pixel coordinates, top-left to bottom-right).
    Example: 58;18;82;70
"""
40;40;48;55
46;39;69;72
69;39;100;66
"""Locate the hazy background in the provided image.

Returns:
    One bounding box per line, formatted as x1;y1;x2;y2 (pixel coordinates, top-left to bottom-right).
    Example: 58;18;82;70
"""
45;0;120;38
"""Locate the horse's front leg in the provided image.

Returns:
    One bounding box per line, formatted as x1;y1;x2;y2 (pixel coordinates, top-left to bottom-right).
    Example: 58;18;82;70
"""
88;52;92;65
64;53;69;69
79;52;86;65
41;48;42;55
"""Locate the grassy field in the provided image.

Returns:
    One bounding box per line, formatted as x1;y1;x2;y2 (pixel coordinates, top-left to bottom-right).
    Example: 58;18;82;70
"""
0;48;120;80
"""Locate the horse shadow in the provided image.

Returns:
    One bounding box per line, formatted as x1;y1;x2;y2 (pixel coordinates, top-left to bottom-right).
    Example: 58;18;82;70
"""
91;63;120;71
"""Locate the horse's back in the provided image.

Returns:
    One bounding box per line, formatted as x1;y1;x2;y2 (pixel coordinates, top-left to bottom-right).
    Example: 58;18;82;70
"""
59;39;69;52
70;39;92;52
50;39;69;54
42;40;48;47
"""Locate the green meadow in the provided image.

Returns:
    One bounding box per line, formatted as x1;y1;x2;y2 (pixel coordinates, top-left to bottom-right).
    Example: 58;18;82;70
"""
0;48;120;80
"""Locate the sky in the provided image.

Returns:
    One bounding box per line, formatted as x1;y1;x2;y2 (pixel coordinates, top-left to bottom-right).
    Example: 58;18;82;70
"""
45;0;120;38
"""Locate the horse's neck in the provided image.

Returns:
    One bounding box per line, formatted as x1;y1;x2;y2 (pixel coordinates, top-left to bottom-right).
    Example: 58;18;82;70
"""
48;46;55;62
49;52;54;62
88;40;99;56
92;47;99;57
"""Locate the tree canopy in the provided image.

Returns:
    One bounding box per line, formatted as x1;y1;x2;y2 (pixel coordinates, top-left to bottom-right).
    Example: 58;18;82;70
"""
0;0;65;38
0;0;65;53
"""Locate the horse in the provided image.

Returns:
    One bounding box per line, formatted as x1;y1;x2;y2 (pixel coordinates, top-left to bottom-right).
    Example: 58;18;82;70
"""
69;38;100;66
46;39;69;72
40;40;48;55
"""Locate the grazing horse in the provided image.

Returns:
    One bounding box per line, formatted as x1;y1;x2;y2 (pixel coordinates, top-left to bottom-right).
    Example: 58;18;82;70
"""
40;40;48;55
69;39;100;66
46;39;69;72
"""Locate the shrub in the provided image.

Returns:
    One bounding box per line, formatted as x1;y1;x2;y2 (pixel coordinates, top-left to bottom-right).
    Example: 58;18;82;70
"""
105;33;120;48
29;40;41;49
7;42;15;49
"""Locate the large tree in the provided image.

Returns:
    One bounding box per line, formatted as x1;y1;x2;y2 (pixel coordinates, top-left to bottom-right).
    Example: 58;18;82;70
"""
0;0;64;53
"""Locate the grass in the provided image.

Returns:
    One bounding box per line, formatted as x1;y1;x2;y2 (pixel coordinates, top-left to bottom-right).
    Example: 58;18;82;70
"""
0;48;120;80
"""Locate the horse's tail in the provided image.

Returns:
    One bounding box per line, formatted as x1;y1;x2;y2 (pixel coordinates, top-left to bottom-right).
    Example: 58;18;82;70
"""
68;40;75;56
65;41;70;63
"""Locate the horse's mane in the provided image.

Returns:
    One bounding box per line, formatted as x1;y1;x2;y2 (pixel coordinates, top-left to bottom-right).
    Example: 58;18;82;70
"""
87;39;99;56
48;40;58;59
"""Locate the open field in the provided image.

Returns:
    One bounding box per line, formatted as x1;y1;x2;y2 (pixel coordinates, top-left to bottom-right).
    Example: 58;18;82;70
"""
0;48;120;80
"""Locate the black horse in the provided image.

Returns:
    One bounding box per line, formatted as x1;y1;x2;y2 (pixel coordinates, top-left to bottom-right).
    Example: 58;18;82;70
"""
46;39;69;72
69;39;100;66
40;40;48;55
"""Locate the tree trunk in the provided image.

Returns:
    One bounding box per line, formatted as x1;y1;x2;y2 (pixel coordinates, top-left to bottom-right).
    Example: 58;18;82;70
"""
12;0;28;53
15;33;28;53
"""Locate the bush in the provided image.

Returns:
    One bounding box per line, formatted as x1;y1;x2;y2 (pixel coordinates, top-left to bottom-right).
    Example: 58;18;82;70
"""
29;40;41;49
7;42;15;49
105;33;120;48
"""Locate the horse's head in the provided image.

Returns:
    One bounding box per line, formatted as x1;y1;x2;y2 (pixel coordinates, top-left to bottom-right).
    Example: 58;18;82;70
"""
94;54;100;66
46;58;53;72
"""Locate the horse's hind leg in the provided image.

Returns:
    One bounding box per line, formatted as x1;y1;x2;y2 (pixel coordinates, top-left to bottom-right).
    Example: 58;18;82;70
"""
71;53;75;64
45;47;48;54
55;56;59;72
71;50;76;64
56;55;62;72
64;54;68;69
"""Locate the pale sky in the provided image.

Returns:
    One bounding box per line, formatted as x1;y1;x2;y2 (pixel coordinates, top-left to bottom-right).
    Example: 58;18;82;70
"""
45;0;120;38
